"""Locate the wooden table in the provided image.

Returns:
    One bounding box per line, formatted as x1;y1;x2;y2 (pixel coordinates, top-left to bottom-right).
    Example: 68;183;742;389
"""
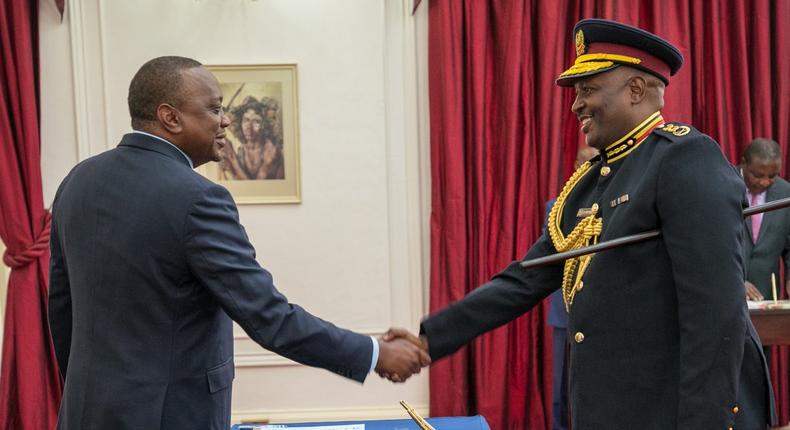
750;308;790;345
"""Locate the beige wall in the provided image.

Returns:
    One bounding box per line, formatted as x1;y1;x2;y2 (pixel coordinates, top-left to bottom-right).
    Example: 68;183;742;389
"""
38;0;431;422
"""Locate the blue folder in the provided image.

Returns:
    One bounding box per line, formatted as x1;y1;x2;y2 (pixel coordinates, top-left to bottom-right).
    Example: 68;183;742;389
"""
232;415;490;430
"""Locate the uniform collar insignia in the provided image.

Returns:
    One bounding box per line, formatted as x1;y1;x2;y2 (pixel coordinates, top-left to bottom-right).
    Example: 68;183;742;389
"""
603;111;664;163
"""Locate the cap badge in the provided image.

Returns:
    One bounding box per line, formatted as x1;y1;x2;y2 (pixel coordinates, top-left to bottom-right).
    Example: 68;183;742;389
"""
575;29;586;56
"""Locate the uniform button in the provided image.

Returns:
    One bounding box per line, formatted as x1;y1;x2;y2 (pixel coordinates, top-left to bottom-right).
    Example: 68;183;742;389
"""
577;281;584;291
600;166;611;176
728;427;733;430
732;405;739;414
627;139;634;144
574;332;585;343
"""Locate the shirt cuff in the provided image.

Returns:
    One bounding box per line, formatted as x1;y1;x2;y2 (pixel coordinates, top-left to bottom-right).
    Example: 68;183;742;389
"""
369;336;379;374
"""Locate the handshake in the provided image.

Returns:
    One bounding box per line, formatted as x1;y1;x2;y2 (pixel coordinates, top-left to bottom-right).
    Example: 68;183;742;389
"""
374;327;431;383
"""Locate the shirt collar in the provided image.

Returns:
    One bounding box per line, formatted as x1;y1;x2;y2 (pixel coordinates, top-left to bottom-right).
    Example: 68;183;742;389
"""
131;130;194;169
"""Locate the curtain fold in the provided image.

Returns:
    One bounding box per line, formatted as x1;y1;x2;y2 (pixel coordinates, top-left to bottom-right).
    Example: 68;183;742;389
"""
0;0;62;428
428;1;790;428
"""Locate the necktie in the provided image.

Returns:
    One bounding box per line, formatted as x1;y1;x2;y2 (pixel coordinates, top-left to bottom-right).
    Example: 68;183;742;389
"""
750;193;763;243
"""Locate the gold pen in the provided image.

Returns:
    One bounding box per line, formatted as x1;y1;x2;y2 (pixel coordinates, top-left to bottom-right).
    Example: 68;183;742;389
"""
772;273;778;304
400;401;436;430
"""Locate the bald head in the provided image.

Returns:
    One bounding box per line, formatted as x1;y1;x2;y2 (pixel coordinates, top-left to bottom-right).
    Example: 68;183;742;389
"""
742;138;782;194
743;138;780;164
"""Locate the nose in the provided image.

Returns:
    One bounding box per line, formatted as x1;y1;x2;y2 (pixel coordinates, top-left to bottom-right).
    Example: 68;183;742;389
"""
220;112;231;128
571;94;583;115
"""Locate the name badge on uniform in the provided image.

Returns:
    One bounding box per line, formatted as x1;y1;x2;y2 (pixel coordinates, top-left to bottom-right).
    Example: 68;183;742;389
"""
610;194;630;208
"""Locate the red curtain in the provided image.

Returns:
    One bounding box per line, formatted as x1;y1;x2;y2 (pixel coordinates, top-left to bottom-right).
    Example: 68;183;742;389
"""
0;0;63;428
428;0;790;428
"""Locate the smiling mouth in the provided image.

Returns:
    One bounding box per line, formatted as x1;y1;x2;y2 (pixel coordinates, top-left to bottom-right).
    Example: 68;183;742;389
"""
579;115;592;133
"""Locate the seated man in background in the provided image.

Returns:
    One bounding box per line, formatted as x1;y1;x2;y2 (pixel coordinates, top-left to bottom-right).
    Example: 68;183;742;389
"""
740;138;790;302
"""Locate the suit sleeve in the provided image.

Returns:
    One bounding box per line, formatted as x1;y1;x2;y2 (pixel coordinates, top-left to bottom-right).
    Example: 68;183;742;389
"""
48;212;72;380
420;234;561;360
656;137;747;428
183;185;373;382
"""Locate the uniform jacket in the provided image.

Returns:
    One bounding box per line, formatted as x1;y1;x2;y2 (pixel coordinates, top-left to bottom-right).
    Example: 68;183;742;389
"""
48;133;373;430
743;176;790;298
421;121;774;429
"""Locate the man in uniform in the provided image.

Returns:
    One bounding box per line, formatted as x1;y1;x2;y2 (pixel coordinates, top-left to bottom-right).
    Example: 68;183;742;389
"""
409;19;775;429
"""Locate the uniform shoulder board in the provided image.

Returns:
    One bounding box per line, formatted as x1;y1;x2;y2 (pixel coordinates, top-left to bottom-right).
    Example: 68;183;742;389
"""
653;122;700;142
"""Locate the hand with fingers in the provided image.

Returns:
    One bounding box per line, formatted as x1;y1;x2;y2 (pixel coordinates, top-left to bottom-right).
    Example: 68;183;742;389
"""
744;280;764;301
382;327;429;353
375;327;431;383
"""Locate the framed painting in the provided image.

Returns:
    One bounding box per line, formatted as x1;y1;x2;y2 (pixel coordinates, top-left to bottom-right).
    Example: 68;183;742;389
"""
202;64;301;204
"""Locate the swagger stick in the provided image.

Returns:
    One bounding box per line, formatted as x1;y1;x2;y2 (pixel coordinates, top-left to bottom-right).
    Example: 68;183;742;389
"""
520;196;790;270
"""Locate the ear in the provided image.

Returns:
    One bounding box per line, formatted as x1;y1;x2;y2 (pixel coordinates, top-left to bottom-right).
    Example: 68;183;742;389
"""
156;103;182;133
627;76;647;104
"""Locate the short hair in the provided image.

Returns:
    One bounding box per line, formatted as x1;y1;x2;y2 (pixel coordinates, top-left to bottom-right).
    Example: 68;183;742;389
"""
743;138;781;163
128;56;202;129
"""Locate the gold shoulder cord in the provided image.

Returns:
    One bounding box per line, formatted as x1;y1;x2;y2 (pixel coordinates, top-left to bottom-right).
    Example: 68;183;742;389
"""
547;161;603;311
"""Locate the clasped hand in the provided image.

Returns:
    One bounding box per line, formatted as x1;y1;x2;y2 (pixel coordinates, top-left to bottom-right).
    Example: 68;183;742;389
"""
374;327;431;383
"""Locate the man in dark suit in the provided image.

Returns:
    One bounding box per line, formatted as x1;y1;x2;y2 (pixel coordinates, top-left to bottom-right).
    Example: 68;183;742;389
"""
48;56;429;430
393;19;775;428
740;138;790;301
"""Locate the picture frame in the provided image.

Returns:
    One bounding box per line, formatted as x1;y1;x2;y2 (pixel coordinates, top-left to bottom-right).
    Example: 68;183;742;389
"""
201;64;301;204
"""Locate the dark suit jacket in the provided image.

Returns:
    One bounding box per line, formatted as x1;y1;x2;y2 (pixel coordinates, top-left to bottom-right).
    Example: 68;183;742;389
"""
48;133;373;430
744;176;790;298
421;124;774;429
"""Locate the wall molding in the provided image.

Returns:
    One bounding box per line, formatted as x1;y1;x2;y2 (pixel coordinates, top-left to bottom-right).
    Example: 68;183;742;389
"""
382;0;429;331
232;403;430;424
67;0;91;161
67;0;109;160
